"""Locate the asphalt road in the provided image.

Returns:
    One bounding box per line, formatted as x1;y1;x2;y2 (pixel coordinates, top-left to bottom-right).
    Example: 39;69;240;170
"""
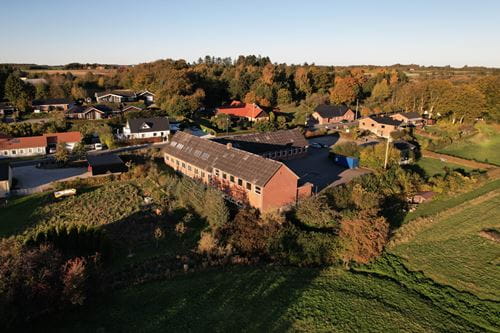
13;165;89;189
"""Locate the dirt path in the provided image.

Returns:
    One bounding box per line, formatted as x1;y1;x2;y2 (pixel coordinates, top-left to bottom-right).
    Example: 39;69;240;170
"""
422;150;499;176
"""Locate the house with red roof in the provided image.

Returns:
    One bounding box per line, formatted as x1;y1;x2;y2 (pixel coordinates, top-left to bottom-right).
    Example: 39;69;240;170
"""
0;132;81;158
216;101;269;122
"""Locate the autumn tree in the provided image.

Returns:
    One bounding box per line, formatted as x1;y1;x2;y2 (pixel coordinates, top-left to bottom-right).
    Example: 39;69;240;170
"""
329;76;359;105
54;142;70;164
339;214;389;265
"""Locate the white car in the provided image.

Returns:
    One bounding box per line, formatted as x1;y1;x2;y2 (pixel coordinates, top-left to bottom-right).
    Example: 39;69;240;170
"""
94;143;103;150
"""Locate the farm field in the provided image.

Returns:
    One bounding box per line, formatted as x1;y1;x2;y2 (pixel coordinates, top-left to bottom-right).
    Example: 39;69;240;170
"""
26;68;117;77
47;266;482;333
390;189;500;301
437;123;500;166
415;157;475;176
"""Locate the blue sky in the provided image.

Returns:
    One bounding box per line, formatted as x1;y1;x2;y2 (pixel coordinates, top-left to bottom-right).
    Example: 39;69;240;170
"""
1;0;499;67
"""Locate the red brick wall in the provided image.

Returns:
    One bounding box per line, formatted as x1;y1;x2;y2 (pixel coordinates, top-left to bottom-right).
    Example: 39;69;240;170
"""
261;165;299;212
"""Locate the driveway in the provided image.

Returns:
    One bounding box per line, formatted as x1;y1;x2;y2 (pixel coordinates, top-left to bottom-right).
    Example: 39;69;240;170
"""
13;165;89;189
284;135;370;192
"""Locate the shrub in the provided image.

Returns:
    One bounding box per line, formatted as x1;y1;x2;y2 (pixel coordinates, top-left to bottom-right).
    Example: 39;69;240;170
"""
295;196;339;229
339;214;389;265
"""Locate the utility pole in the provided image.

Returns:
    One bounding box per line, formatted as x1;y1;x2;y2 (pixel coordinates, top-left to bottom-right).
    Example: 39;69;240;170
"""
355;99;359;120
384;136;392;169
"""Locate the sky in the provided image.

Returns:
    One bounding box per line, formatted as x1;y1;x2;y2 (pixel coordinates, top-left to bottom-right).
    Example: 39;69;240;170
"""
1;0;499;67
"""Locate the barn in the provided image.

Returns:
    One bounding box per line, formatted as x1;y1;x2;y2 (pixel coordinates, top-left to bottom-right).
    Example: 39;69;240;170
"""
87;154;128;176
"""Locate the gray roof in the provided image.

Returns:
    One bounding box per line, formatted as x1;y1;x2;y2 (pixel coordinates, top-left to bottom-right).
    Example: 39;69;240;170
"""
314;104;351;118
95;89;136;98
398;111;422;120
213;128;308;154
370;116;402;126
87;153;124;167
163;131;293;187
128;117;170;133
32;98;72;106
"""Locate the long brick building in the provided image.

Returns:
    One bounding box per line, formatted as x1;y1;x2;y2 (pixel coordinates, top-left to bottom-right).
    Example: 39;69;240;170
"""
163;131;312;212
212;128;308;160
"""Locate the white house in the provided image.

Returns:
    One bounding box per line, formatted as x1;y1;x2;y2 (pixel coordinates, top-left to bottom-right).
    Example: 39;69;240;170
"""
0;132;82;158
95;90;137;103
137;90;155;104
123;117;170;141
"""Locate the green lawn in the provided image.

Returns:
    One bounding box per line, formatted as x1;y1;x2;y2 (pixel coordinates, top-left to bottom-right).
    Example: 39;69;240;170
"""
47;266;482;333
416;157;475;176
391;190;500;301
437;124;500;166
0;193;50;238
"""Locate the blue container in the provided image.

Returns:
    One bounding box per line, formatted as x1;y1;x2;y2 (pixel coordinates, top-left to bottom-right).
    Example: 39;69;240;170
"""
333;154;359;169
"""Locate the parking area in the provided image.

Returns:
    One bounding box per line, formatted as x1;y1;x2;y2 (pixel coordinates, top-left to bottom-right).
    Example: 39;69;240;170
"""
13;165;89;189
284;135;370;192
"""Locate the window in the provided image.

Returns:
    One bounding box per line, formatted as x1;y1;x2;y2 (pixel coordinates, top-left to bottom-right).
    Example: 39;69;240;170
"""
222;173;227;180
141;134;145;138
201;172;205;178
160;132;164;136
29;148;33;153
11;150;16;155
255;186;261;194
194;168;198;174
182;162;186;168
3;151;7;156
238;179;243;186
165;155;169;161
176;160;180;165
215;169;220;177
230;175;235;183
371;124;374;127
153;132;157;136
20;149;24;154
288;149;293;155
188;165;192;171
246;182;252;190
362;122;365;125
381;125;385;128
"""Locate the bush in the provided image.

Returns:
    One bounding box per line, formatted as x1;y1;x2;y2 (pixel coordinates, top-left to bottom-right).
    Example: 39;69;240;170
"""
330;141;360;158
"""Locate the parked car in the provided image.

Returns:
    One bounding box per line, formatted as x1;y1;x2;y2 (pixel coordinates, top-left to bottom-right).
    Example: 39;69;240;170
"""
310;142;322;148
94;143;103;150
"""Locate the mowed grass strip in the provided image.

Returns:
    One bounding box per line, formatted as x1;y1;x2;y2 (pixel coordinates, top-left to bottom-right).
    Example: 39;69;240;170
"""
416;157;476;176
391;191;500;301
403;178;500;224
47;266;479;333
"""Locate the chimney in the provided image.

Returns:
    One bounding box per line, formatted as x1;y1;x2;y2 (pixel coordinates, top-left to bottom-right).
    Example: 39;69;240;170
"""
226;143;232;149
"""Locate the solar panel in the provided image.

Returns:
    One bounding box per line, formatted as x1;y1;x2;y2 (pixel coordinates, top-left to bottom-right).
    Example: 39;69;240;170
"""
176;143;184;149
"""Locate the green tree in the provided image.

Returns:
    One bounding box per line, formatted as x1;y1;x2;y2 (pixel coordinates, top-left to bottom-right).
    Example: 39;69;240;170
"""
211;113;231;131
277;88;292;105
5;74;34;111
203;188;229;231
54;142;70;164
370;79;391;103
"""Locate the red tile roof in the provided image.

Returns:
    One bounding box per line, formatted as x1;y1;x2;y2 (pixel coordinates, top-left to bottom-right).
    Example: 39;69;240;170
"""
0;136;47;150
216;101;268;119
0;132;81;150
44;131;82;143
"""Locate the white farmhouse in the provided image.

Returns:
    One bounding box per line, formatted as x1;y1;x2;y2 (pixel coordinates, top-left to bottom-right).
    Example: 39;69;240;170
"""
123;117;170;141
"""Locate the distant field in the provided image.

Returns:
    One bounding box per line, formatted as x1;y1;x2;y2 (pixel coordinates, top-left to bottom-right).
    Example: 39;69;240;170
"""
437;123;500;166
26;68;117;77
416;157;476;176
390;190;500;301
47;266;481;333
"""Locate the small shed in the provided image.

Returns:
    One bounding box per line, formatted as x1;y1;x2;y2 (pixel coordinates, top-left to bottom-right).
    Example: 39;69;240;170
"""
411;191;435;204
331;153;359;169
87;153;128;176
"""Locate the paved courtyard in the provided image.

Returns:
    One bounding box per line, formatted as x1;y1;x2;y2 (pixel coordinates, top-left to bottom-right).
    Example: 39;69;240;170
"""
12;165;89;189
284;135;370;192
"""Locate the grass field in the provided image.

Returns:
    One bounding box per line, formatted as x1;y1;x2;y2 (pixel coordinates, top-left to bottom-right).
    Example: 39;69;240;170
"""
403;178;500;224
0;193;49;238
390;190;500;301
26;68;117;77
47;266;483;333
416;157;475;176
437;123;500;166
